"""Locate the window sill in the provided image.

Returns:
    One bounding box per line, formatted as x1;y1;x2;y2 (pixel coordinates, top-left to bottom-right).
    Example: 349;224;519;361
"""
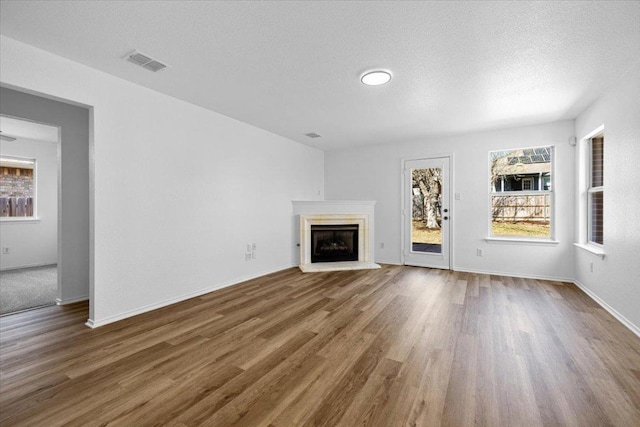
0;217;41;224
485;237;559;245
574;243;605;259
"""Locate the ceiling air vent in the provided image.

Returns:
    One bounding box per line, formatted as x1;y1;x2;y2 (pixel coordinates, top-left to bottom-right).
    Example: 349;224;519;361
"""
124;50;168;72
304;132;321;139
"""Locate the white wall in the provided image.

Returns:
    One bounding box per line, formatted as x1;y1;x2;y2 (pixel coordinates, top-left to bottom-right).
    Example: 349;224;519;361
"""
325;120;576;281
0;35;324;327
0;137;57;270
574;61;640;333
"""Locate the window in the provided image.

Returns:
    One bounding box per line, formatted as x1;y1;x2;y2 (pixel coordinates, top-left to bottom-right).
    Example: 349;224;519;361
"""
0;157;36;218
489;146;553;239
588;135;604;245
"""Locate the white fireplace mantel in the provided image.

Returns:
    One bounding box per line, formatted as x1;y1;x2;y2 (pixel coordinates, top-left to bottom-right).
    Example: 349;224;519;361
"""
292;201;380;272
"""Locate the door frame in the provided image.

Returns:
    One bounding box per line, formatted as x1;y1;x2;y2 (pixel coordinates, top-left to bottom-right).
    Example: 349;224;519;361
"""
400;153;454;269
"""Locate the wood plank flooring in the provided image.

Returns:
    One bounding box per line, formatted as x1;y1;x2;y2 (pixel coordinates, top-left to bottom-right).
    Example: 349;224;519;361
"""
1;265;639;426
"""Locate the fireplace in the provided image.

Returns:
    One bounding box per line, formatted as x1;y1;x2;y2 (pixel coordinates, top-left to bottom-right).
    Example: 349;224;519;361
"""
311;224;359;263
293;201;381;272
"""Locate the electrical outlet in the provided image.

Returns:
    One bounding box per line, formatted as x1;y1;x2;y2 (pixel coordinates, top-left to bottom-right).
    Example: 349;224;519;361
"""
476;248;483;257
380;242;385;249
251;251;256;259
246;244;252;253
2;247;9;254
245;253;252;261
252;243;256;251
455;192;461;200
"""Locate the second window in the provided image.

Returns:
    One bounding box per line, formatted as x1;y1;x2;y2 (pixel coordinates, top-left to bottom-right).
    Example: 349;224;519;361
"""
489;146;553;239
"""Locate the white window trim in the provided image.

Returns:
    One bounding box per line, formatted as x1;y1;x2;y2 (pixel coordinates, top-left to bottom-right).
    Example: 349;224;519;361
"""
488;146;555;242
574;242;605;259
0;217;41;223
486;237;559;245
491;190;551;196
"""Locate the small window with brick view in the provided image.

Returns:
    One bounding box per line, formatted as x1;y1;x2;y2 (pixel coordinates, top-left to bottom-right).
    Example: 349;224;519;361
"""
0;157;36;218
489;146;553;238
588;134;604;245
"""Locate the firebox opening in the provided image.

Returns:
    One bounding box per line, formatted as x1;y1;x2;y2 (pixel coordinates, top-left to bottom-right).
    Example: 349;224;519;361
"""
310;224;359;263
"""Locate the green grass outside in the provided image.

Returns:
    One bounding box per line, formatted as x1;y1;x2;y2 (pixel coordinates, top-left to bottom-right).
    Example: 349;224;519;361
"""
413;219;550;241
412;220;442;244
492;221;550;237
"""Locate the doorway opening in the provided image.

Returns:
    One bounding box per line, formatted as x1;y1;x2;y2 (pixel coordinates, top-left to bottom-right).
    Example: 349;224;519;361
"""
0;115;60;315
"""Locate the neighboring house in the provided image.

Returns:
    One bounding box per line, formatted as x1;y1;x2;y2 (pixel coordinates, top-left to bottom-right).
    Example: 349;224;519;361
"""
491;147;551;192
490;147;552;223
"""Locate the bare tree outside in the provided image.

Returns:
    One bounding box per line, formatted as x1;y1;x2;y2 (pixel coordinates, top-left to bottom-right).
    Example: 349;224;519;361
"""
412;168;442;246
490;150;518;192
412;168;442;228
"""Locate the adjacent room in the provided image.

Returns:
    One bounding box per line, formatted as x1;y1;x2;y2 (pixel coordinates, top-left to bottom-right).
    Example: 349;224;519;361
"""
0;116;59;315
1;1;639;426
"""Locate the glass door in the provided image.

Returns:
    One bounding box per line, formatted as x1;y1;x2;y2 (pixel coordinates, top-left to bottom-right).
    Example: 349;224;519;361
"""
403;157;450;269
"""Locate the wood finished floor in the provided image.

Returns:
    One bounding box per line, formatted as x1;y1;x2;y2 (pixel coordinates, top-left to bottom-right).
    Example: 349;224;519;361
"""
1;265;639;426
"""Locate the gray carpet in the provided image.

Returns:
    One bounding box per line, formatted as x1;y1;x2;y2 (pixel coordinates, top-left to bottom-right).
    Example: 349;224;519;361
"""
0;265;57;315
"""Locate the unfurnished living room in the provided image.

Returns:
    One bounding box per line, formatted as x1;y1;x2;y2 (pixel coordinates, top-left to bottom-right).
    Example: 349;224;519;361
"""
1;1;639;426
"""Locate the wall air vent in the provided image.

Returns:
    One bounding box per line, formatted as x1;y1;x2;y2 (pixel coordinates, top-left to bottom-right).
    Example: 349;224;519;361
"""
124;50;168;72
304;132;322;139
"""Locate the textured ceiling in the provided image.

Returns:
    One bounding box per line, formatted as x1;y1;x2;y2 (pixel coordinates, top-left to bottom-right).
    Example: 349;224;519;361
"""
0;116;58;143
1;1;639;150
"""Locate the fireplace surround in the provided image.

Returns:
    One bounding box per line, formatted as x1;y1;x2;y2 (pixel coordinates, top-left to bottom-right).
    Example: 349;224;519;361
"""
292;200;380;272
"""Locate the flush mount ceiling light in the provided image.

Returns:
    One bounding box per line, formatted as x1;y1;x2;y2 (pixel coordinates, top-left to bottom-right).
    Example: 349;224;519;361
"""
361;70;392;86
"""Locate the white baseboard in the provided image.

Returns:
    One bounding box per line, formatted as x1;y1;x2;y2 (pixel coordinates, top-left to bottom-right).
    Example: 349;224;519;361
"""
1;262;57;271
452;266;572;283
377;261;572;282
81;262;640;340
573;279;640;338
56;295;89;305
451;267;639;338
375;259;402;266
85;264;295;329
